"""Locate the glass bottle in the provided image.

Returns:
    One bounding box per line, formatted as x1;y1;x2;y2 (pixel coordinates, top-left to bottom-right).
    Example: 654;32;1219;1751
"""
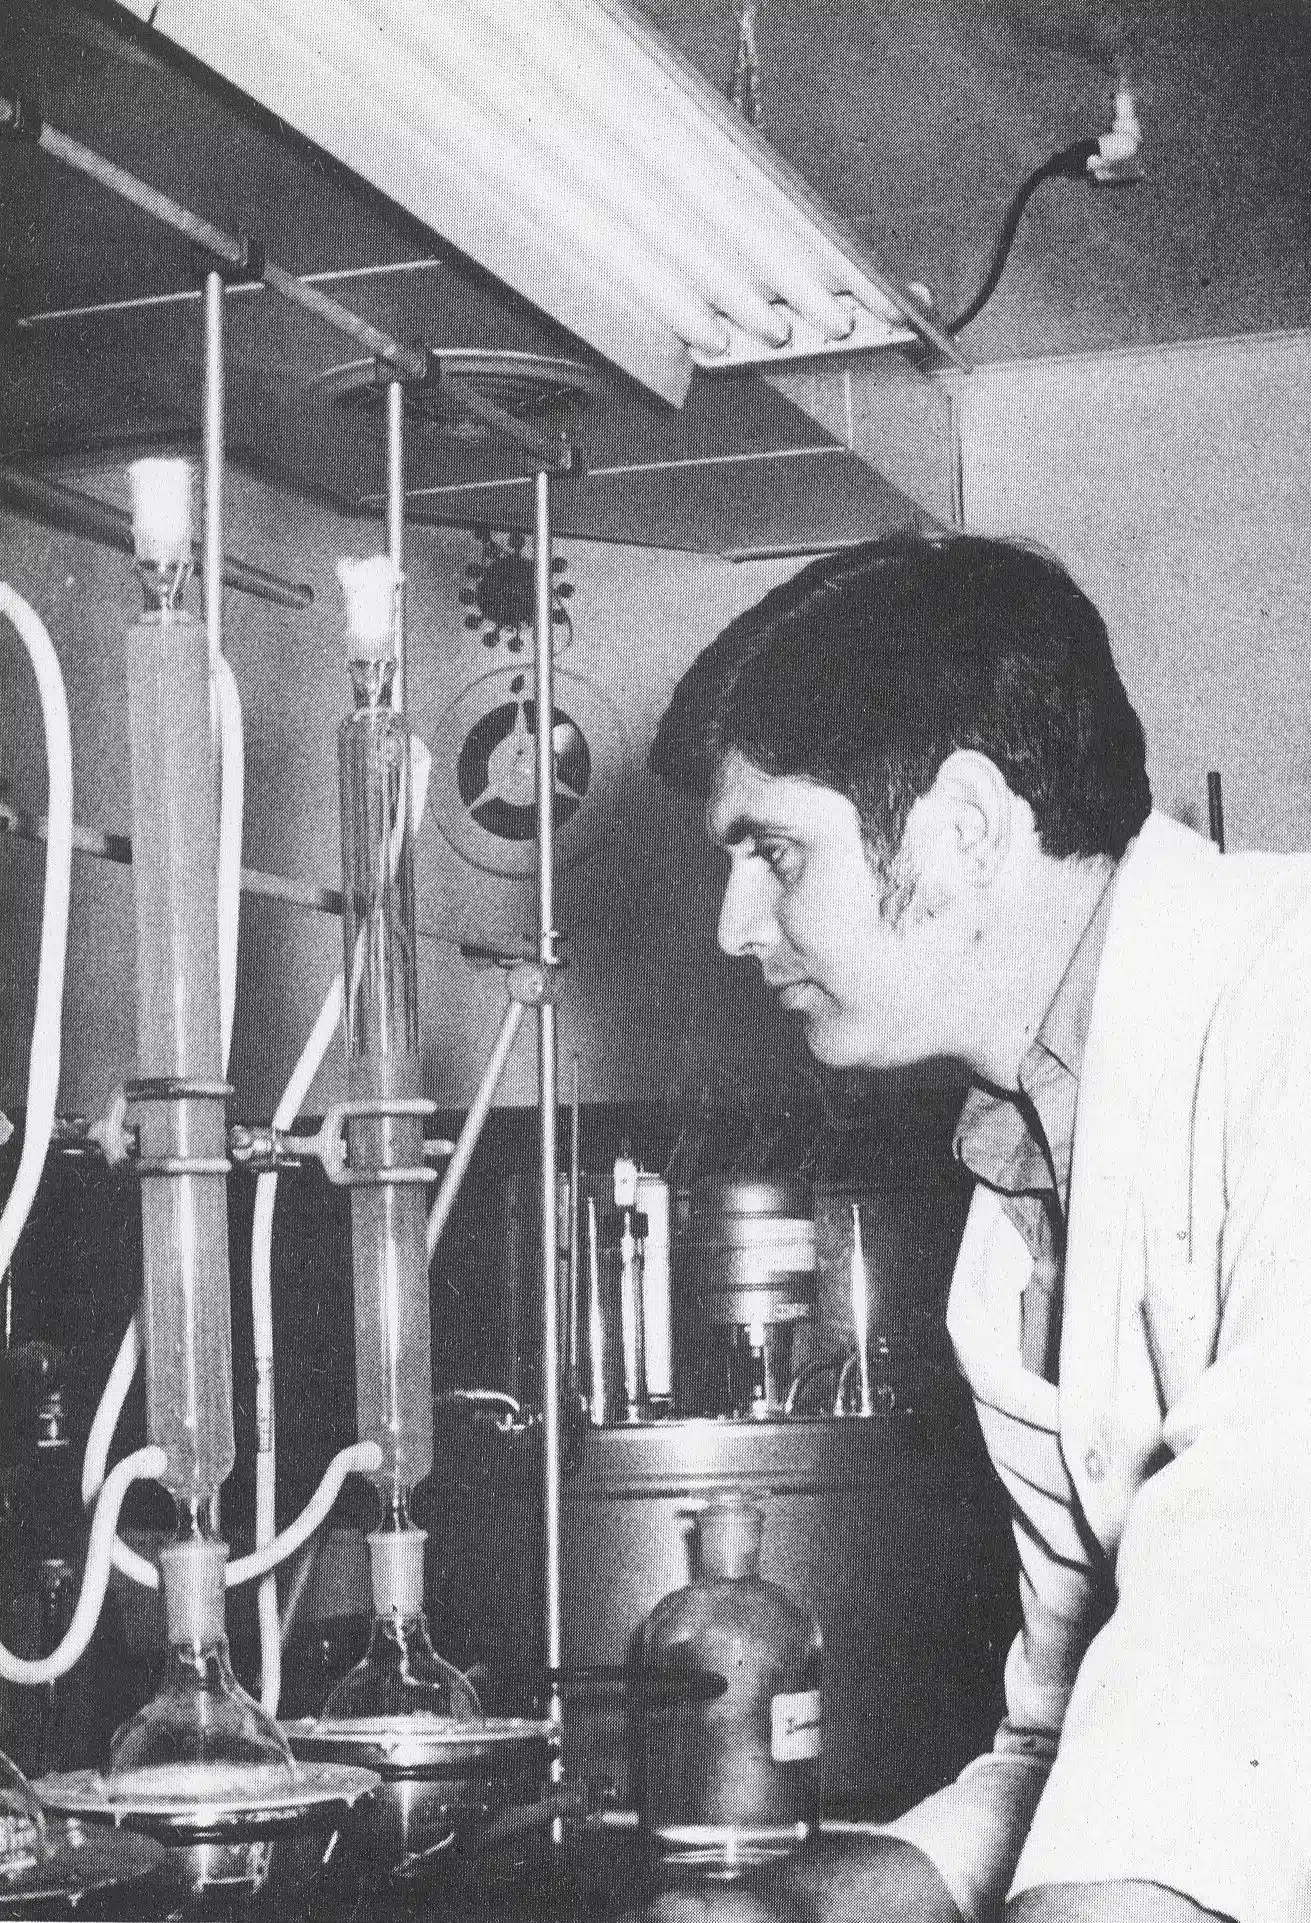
0;1749;50;1886
322;1507;480;1724
640;1493;822;1879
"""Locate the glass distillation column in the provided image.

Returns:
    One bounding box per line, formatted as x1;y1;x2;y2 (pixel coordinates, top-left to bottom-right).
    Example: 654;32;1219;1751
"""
107;460;297;1802
324;559;478;1724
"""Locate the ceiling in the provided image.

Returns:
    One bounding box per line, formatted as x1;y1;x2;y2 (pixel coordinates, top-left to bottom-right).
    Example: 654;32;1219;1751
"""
3;0;1309;552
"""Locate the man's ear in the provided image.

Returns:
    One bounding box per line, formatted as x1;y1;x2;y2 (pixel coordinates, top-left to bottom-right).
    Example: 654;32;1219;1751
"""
897;751;1015;918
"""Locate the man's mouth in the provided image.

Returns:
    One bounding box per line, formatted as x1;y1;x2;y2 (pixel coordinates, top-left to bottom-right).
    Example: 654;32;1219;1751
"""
771;978;818;1012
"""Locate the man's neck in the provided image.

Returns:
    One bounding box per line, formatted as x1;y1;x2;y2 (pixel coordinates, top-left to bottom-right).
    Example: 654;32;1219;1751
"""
964;852;1119;1091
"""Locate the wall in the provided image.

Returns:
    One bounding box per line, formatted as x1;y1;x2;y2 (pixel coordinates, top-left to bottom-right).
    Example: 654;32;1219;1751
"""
952;328;1311;852
0;466;804;1122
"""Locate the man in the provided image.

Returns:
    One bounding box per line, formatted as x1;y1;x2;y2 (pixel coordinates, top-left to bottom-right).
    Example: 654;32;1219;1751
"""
648;535;1311;1923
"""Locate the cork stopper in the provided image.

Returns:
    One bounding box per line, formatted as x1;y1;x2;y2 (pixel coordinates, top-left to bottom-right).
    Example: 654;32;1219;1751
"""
337;555;401;663
698;1492;764;1582
129;459;193;568
368;1525;426;1616
159;1537;228;1646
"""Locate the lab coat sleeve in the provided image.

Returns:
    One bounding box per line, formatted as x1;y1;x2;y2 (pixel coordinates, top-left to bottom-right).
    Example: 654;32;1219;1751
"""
878;1506;1094;1923
1010;956;1311;1923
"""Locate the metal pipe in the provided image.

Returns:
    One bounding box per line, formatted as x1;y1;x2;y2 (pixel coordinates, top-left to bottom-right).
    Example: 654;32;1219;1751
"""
425;999;527;1259
385;379;407;713
532;468;565;1794
0;469;313;609
202;273;225;673
0;95;568;468
0;798;517;951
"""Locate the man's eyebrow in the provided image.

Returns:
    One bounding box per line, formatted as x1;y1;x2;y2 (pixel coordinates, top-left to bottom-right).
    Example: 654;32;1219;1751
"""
710;812;789;849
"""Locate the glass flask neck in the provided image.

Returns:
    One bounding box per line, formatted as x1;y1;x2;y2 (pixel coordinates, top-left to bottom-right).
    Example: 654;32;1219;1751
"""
698;1497;765;1582
349;657;396;711
135;557;193;614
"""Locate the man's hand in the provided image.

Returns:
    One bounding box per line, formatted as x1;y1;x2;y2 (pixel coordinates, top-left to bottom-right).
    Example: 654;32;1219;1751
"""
1009;1882;1233;1923
782;1834;963;1923
627;1837;961;1923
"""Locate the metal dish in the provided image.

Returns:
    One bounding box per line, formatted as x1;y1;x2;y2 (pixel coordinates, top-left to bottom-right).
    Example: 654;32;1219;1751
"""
283;1715;552;1776
35;1762;378;1843
283;1716;555;1890
0;1822;165;1918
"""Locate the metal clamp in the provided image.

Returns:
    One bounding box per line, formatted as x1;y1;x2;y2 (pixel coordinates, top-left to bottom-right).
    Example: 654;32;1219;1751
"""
314;1098;444;1187
191;228;265;286
124;1078;232;1176
0;95;43;143
506;961;558;1008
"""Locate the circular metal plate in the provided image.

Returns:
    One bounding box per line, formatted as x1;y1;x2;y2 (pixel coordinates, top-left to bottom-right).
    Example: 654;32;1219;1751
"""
284;1715;553;1775
0;1824;165;1915
37;1762;378;1842
311;350;605;438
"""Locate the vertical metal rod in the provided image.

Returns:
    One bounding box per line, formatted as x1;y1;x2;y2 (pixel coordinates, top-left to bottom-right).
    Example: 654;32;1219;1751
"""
567;1057;581;1391
532;468;564;1810
386;380;407;715
202;271;225;672
1206;770;1226;853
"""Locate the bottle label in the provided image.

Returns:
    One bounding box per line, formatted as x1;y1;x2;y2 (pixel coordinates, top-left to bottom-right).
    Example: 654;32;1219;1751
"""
770;1689;822;1762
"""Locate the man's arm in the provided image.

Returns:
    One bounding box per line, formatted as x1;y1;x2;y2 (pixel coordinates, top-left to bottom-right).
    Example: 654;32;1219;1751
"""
1010;1883;1232;1923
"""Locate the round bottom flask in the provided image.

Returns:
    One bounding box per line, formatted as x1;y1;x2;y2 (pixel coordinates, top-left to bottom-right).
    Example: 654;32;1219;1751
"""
106;1537;300;1908
322;1527;481;1724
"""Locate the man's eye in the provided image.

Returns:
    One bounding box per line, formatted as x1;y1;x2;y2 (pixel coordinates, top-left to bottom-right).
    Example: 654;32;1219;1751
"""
756;840;798;881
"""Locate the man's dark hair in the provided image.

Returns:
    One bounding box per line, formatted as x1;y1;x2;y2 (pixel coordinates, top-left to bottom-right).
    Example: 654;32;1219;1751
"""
649;533;1151;865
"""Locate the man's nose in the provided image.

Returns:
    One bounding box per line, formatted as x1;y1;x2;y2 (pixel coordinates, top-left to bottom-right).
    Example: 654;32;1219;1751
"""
717;861;774;959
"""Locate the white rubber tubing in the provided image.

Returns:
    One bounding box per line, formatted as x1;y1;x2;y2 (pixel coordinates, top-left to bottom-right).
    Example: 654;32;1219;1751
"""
0;1446;168;1685
252;977;343;1712
0;587;170;1688
0;585;72;1280
252;735;432;1711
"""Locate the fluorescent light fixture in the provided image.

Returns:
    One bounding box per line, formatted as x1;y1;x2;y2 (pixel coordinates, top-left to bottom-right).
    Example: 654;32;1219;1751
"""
111;0;962;404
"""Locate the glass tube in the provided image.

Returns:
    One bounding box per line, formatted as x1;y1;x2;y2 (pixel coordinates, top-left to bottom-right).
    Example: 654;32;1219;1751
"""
337;560;432;1503
125;459;234;1507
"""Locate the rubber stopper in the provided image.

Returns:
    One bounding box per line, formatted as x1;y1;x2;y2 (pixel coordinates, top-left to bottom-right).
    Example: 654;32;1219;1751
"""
159;1537;228;1646
368;1526;426;1616
129;459;193;567
337;555;400;662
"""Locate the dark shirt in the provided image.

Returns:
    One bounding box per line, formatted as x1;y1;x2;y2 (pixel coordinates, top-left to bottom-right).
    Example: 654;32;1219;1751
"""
954;871;1120;1381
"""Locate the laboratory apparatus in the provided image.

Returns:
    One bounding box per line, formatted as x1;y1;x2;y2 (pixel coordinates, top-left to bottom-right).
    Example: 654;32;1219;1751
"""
37;465;375;1907
335;556;433;1523
689;1178;817;1419
640;1493;822;1878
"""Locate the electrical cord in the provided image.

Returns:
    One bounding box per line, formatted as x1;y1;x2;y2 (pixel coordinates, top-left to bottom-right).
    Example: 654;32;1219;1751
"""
945;139;1098;338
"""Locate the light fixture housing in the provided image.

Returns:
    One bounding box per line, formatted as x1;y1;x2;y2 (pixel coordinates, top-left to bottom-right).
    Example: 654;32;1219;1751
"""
109;0;962;404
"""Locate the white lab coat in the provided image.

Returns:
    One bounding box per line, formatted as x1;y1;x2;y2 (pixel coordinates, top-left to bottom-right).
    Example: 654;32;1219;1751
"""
883;812;1311;1923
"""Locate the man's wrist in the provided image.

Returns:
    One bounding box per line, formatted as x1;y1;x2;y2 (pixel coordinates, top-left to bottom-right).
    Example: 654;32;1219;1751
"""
1009;1881;1233;1923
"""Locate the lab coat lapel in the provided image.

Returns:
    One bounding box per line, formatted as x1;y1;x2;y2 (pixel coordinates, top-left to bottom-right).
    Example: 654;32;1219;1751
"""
1059;815;1224;1461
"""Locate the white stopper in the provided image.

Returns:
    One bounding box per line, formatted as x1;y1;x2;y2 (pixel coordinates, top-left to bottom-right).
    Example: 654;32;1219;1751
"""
337;555;401;661
368;1526;426;1617
159;1537;228;1646
129;458;193;567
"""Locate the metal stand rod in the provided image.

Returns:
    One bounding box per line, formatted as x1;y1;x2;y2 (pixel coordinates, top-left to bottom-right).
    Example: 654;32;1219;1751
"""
532;469;565;1812
203;273;225;673
385;380;407;714
425;1000;528;1259
0;469;313;609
